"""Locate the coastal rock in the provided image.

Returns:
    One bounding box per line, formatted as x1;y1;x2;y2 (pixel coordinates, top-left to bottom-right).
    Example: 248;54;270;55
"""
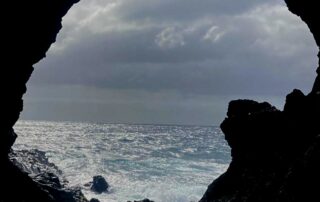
90;175;109;194
226;99;276;118
127;199;155;202
89;198;101;202
201;92;320;202
1;129;17;156
200;1;320;201
9;149;88;202
9;149;62;176
33;172;63;189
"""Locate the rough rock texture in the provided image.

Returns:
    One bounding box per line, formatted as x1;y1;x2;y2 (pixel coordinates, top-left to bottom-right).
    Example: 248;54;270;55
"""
10;149;88;202
0;1;86;201
91;175;109;194
200;1;320;202
86;175;109;194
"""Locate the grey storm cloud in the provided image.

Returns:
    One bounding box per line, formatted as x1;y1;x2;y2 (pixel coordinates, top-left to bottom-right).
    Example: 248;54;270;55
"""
24;0;318;125
106;0;279;22
32;0;317;96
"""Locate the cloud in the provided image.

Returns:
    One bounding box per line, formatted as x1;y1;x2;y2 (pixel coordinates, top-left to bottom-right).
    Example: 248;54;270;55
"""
155;27;186;49
25;0;319;124
33;1;317;95
203;26;225;43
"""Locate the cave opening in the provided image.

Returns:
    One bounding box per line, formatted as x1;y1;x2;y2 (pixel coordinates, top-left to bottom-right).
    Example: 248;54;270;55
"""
13;0;319;202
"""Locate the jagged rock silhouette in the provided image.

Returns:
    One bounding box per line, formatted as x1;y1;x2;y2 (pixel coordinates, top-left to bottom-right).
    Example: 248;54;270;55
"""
200;1;320;201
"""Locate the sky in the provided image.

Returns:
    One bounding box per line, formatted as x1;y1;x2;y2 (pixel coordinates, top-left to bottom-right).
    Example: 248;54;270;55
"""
21;0;318;125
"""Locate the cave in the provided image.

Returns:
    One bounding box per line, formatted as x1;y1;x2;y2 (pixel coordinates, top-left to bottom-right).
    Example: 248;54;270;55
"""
1;0;319;201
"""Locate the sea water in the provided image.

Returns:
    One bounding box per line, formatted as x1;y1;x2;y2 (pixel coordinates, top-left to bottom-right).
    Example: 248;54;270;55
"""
13;120;231;202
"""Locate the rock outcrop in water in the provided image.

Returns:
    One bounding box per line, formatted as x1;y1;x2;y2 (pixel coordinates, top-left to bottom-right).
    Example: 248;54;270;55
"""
86;175;110;194
200;0;320;202
0;1;88;201
127;199;155;202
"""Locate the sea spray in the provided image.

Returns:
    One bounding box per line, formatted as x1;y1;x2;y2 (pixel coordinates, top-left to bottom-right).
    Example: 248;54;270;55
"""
14;120;230;202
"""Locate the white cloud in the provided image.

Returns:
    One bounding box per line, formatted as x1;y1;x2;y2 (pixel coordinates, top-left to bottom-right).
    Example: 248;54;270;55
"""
155;26;186;49
235;3;315;57
203;26;225;43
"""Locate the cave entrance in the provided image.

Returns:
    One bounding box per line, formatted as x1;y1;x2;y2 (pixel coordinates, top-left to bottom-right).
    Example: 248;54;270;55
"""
16;0;318;201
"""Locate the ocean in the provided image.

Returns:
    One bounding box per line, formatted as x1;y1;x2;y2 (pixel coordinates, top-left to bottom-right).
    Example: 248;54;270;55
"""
13;120;231;202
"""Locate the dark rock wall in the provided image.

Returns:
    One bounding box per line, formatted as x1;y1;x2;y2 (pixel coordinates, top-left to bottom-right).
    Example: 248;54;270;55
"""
200;1;320;202
285;0;320;47
0;1;81;201
284;0;320;94
1;0;79;156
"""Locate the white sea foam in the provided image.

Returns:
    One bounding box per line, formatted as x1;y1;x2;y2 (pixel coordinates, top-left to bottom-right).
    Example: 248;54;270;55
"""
14;120;231;202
